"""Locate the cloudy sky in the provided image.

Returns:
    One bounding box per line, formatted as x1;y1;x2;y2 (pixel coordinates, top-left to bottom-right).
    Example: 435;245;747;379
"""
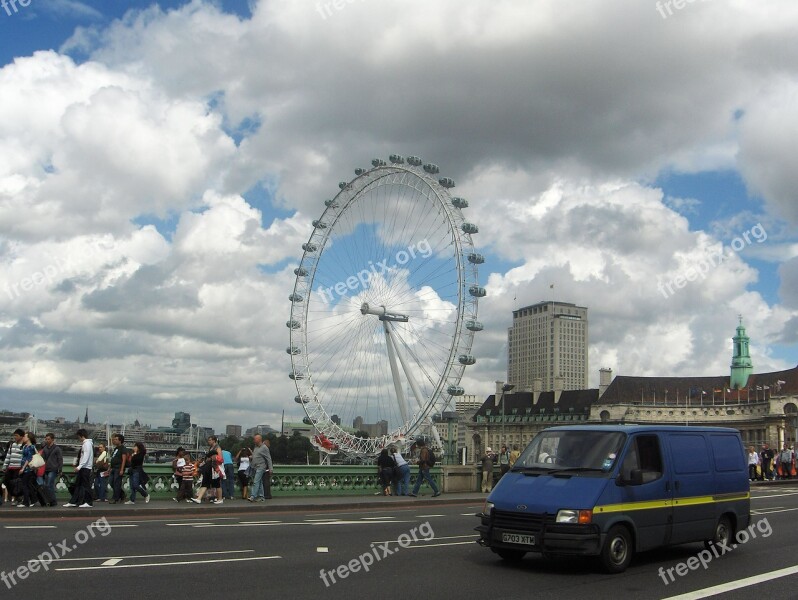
0;0;796;435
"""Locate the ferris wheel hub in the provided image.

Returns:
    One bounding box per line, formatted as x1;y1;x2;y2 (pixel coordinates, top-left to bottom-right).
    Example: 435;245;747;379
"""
360;302;409;322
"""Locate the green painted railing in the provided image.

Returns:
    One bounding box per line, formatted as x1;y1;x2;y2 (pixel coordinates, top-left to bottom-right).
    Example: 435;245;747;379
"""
52;465;442;499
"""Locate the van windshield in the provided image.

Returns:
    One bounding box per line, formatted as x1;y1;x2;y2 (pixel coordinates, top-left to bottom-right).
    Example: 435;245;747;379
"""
514;430;626;473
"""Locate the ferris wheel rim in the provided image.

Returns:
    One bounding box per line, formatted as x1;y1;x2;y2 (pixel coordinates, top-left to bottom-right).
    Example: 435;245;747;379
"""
288;157;481;456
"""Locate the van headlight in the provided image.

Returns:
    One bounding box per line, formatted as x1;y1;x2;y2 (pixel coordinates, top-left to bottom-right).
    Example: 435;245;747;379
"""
556;509;592;524
483;501;494;515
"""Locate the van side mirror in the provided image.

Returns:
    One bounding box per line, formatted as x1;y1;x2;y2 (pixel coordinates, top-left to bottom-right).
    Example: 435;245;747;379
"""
616;469;644;486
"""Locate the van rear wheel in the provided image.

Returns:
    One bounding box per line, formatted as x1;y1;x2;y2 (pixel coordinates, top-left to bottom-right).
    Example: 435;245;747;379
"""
495;549;526;562
600;525;633;573
704;516;733;551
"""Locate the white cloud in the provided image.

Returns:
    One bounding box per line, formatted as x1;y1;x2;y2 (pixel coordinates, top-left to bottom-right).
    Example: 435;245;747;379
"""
0;0;796;432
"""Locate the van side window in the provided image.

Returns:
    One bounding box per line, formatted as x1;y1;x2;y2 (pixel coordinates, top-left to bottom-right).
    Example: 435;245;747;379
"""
621;435;663;483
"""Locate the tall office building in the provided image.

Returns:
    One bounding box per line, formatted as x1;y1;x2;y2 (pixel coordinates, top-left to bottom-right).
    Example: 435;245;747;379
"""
507;301;588;392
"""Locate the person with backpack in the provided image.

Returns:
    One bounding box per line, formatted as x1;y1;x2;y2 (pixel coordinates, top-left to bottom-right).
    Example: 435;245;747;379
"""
408;439;440;498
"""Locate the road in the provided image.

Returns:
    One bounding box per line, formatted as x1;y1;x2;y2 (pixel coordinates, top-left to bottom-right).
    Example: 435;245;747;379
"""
1;486;797;600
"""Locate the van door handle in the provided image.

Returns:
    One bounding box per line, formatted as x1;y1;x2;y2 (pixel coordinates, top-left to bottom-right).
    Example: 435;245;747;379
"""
674;480;680;491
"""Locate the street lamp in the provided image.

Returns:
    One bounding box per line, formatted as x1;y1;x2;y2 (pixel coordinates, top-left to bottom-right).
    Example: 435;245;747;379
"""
500;383;515;449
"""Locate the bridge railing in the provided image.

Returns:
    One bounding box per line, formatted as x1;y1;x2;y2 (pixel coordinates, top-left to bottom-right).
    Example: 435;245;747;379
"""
41;465;446;499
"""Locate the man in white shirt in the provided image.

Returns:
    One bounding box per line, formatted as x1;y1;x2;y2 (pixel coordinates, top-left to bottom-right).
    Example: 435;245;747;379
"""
64;429;94;508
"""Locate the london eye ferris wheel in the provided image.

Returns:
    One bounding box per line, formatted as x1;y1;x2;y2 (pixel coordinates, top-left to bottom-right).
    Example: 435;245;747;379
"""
287;155;484;456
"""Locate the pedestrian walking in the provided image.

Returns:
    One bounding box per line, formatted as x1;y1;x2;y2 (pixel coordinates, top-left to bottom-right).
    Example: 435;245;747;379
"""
126;442;150;504
222;448;235;500
236;447;252;499
17;432;38;508
408;440;440;498
480;448;494;493
499;445;510;476
64;429;93;508
248;435;272;501
108;434;130;504
2;429;25;506
760;443;774;480
191;436;224;504
94;443;110;502
41;433;63;507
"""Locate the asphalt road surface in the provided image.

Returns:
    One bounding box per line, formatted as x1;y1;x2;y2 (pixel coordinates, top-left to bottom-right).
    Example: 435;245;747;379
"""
2;486;797;600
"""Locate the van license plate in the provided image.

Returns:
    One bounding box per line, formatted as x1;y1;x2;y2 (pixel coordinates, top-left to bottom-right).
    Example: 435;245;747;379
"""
502;532;535;546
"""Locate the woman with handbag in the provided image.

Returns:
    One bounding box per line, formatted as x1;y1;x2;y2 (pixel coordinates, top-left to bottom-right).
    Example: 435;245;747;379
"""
94;443;110;502
190;436;224;504
126;442;150;504
377;448;396;496
18;432;41;508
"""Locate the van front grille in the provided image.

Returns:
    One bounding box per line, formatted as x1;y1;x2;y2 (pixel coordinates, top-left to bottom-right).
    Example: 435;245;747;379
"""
492;510;555;532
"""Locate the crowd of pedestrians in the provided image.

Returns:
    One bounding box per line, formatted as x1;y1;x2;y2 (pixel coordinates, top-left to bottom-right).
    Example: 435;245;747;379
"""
748;442;796;481
0;429;275;508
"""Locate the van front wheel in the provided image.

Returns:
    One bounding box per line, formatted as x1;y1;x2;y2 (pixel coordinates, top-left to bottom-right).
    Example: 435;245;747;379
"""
600;525;633;573
704;516;733;551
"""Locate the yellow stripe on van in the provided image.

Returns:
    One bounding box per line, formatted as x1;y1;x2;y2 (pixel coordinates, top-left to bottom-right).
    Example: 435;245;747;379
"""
594;491;749;514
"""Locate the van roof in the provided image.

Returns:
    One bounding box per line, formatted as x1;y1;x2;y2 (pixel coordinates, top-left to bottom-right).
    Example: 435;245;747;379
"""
542;424;742;435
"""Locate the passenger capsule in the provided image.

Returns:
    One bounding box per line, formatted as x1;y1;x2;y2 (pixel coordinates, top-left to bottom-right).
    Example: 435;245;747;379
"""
466;320;484;331
302;243;317;252
452;197;469;209
468;285;487;297
423;163;440;174
461;223;479;234
439;177;455;188
354;168;365;176
302;417;312;425
458;355;476;365
339;182;349;190
294;267;308;277
286;346;301;355
324;199;339;208
371;158;387;167
467;253;485;264
289;293;304;302
447;385;465;396
286;320;301;329
294;395;310;404
389;154;405;164
406;156;423;166
312;220;327;229
289;371;305;380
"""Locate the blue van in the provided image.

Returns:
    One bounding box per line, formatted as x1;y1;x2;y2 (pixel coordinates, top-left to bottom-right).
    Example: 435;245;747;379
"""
476;425;750;572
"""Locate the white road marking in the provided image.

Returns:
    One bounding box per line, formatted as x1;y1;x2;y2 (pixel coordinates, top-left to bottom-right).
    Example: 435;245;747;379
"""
166;522;214;526
751;491;798;499
661;564;798;599
304;518;341;522
238;520;283;524
361;516;396;520
372;534;478;544
30;550;254;563
103;524;138;528
4;526;57;529
749;507;798;515
317;547;329;553
415;514;445;518
101;559;123;566
56;555;281;572
404;541;475;549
